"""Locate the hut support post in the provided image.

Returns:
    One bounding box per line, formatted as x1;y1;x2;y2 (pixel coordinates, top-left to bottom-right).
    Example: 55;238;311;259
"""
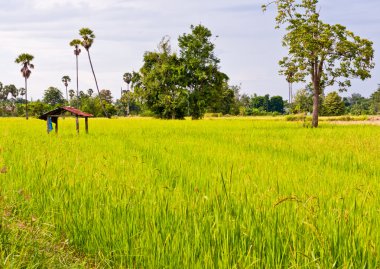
47;116;51;134
55;117;58;134
76;116;79;134
85;117;88;134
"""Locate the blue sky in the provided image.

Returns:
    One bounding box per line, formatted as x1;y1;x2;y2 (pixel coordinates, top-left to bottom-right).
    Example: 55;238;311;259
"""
0;0;379;100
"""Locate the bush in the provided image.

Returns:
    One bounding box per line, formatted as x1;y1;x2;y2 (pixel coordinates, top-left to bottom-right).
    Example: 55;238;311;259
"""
285;114;308;121
139;110;156;117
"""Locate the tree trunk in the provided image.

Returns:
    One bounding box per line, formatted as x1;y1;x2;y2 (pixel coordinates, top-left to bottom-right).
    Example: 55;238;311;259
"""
76;54;79;109
312;85;319;128
126;83;130;116
25;77;28;120
65;85;68;104
86;50;109;118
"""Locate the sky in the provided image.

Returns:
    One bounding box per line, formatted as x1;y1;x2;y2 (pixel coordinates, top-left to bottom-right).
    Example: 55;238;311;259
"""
0;0;379;101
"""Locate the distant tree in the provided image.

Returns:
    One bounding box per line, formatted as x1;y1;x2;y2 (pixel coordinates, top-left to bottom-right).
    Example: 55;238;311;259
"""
69;89;75;100
178;24;228;119
251;95;266;111
61;75;71;103
322;92;345;116
123;73;132;87
99;89;113;104
370;85;380;114
42;87;65;106
0;82;7;102
8;85;18;100
263;0;375;127
15;53;34;120
138;37;188;119
79;90;87;99
292;89;313;114
344;93;371;115
240;94;251;108
269;96;284;113
87;88;93;97
263;94;270;112
78;28;108;117
4;85;19;115
123;72;132;115
29;101;50;117
218;85;235;115
69;39;81;108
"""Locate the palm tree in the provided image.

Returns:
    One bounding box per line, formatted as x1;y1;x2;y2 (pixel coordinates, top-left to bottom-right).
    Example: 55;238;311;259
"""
15;53;34;120
123;72;132;115
78;28;108;118
61;75;71;103
69;89;75;100
69;39;81;108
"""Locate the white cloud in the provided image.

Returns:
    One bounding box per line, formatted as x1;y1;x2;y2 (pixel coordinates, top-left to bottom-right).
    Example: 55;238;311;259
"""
0;0;379;100
30;0;143;10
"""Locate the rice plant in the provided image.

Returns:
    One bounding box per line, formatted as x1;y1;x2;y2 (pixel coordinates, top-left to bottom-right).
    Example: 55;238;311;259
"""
0;118;379;268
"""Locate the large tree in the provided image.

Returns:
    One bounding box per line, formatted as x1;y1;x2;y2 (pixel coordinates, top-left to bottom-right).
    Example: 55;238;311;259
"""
78;28;109;118
178;24;228;119
137;37;188;119
15;53;34;120
263;0;375;127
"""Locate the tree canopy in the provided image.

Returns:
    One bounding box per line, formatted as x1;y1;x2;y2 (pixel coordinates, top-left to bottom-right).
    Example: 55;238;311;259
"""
42;87;65;106
178;24;229;119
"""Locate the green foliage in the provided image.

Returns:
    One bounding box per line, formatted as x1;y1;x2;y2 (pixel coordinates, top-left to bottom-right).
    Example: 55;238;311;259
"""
61;75;71;86
42;87;65;106
137;37;188;119
78;28;95;50
322;91;345;116
178;25;229;119
28;100;51;116
15;53;34;80
123;72;132;85
370;85;380;114
269;96;285;113
343;93;372;115
248;94;285;114
291;89;313;113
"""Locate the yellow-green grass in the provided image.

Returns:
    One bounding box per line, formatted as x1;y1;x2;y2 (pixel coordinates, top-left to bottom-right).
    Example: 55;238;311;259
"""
0;118;379;268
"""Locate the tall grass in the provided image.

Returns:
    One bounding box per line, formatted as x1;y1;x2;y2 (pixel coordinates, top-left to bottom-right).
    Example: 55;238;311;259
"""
0;118;379;267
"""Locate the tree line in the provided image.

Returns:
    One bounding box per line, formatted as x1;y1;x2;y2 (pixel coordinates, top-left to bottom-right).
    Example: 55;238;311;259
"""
1;79;379;118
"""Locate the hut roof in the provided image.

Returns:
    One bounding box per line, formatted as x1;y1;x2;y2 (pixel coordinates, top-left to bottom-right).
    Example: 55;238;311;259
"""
39;106;93;120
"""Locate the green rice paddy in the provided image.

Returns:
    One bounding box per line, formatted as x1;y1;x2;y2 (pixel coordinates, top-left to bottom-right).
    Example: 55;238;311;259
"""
0;118;379;268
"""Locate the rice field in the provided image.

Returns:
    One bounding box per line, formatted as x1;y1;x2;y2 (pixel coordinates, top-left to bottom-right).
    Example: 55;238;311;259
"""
0;117;379;268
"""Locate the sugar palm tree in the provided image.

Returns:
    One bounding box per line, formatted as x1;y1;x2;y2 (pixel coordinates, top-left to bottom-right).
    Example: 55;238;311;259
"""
123;72;132;116
78;28;108;118
15;53;34;120
61;75;71;103
69;89;75;100
69;39;81;108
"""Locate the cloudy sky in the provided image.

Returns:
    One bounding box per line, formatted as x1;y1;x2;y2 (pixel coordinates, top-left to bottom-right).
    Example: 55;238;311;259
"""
0;0;379;100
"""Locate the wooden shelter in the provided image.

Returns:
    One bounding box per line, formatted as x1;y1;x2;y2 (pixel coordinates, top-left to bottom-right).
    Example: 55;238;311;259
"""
39;106;93;134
